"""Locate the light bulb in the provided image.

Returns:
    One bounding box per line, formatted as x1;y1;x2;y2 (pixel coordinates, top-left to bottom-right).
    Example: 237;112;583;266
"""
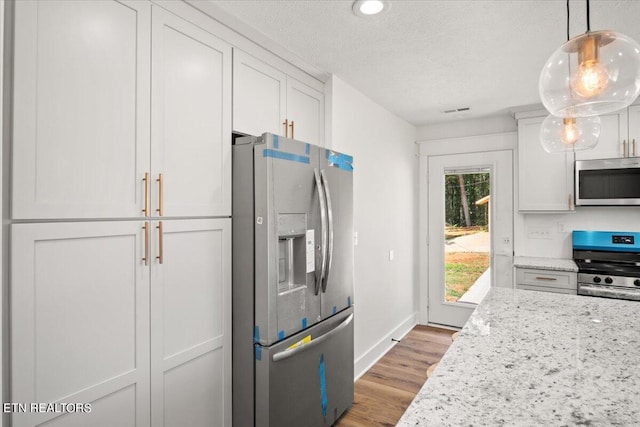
571;60;609;98
560;118;580;145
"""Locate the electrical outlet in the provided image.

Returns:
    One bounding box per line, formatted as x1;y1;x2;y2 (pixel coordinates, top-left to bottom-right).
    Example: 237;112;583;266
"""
558;222;567;233
353;231;358;246
389;250;394;261
527;226;552;240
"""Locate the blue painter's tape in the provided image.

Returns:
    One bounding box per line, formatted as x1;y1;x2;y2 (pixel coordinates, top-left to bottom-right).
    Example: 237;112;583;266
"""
302;317;308;329
332;306;337;315
319;354;328;417
263;149;310;164
255;345;262;361
305;143;310;155
326;150;354;171
273;134;279;149
347;296;352;307
254;326;260;343
278;330;285;340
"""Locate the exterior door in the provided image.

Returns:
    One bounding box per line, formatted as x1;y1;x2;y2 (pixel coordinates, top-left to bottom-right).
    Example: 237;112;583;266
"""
426;150;513;327
151;6;232;218
150;219;231;427
11;0;151;219
11;221;150;427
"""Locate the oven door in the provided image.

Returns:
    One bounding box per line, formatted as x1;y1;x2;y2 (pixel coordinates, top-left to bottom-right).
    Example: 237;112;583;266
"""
575;158;640;206
578;283;640;301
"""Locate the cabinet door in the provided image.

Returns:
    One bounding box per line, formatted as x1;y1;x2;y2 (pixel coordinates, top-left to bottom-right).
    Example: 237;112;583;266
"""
286;77;325;146
150;219;231;427
628;104;640;157
152;7;232;217
233;49;287;137
12;0;151;219
518;116;573;211
575;109;628;160
11;221;150;427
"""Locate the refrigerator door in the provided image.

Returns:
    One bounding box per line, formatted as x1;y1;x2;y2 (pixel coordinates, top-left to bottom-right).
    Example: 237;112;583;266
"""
254;134;323;345
318;149;354;319
255;307;354;427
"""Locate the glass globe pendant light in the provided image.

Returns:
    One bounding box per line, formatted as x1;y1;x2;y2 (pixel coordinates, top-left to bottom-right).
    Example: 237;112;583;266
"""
540;114;601;153
539;0;640;118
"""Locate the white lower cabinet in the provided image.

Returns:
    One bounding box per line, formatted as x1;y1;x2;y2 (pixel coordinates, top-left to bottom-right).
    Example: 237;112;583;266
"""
11;219;231;427
515;267;577;294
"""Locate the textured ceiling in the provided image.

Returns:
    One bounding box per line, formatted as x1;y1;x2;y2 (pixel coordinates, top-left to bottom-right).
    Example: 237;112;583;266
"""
208;0;640;126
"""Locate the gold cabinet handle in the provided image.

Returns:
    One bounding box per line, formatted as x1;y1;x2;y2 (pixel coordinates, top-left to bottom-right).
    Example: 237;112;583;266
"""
156;173;164;216
623;139;628;157
142;172;150;216
633;138;637;157
142;222;150;265
283;119;289;137
289;120;295;139
156;221;164;264
535;276;557;281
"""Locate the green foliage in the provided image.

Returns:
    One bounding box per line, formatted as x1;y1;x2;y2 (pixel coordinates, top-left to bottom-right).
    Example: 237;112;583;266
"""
445;173;490;227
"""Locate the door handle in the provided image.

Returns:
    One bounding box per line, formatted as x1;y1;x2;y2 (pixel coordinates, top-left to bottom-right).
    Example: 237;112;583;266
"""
283;119;289;137
272;314;353;362
320;169;333;293
142;172;150;216
314;168;327;296
156;173;164;216
156;221;164;264
289;120;295;139
142;222;150;265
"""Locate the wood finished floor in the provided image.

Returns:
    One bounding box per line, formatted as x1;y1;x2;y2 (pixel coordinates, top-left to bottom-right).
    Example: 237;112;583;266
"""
335;325;455;427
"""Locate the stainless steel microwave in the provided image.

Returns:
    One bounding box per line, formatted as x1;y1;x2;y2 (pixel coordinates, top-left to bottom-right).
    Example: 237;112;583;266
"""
575;157;640;206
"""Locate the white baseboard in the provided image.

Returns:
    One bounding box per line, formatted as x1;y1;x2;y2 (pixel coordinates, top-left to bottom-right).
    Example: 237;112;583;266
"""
353;312;418;381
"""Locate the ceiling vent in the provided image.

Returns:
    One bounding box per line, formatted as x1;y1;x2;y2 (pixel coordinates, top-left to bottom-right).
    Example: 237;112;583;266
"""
443;107;471;114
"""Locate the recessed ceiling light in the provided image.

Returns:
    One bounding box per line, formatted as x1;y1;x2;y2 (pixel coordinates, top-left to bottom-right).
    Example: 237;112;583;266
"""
352;0;390;17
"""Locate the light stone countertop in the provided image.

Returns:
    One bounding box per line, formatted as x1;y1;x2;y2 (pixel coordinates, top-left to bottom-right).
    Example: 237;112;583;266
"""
397;288;640;426
513;256;578;272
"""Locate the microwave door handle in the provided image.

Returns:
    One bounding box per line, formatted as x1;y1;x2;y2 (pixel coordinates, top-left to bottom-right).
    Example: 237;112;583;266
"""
320;169;334;293
314;168;327;296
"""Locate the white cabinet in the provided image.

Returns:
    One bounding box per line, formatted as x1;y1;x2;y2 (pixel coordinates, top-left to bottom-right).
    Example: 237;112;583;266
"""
11;221;151;427
233;50;325;145
517;115;574;211
150;219;231;427
151;7;231;218
11;219;231;427
11;1;232;220
575;109;628;160
11;0;151;220
628;104;640;157
515;267;577;294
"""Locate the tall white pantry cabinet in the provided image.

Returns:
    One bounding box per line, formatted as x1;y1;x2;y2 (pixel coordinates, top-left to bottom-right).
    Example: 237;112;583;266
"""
9;2;231;427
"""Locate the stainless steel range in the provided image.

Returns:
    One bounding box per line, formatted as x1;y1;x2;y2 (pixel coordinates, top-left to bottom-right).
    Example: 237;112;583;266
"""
573;230;640;301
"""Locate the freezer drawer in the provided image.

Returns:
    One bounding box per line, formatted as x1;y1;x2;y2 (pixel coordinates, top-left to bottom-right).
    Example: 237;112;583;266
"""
255;307;354;427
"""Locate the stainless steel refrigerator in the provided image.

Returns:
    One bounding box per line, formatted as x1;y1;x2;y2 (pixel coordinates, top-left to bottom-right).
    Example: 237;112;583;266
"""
232;133;354;427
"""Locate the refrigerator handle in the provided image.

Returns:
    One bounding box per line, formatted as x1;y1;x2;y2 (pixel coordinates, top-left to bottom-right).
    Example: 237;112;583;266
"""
314;168;328;296
320;170;334;293
272;314;353;362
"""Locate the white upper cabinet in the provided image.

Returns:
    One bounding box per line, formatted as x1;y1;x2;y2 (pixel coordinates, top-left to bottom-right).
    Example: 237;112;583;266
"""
11;1;232;220
517;115;574;211
151;7;232;218
575;109;628;161
286;77;325;145
233;50;325;146
627;104;640;157
233;50;286;137
12;0;151;220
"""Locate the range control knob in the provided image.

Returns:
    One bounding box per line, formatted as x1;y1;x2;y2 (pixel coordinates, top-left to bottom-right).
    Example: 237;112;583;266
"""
634;279;640;287
593;276;602;283
604;277;613;284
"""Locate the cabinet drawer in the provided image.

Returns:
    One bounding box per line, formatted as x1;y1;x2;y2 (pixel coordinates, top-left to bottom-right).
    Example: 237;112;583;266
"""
515;268;577;293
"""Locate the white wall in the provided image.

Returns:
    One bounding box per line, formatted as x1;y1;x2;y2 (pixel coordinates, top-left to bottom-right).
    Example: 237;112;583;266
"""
416;114;516;141
327;75;418;379
516;209;640;258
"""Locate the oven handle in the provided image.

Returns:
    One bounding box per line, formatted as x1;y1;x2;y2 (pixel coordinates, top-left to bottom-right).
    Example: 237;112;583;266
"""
578;284;640;301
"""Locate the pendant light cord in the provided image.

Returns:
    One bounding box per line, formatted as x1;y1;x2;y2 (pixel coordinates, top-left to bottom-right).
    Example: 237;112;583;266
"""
586;0;590;32
566;0;570;41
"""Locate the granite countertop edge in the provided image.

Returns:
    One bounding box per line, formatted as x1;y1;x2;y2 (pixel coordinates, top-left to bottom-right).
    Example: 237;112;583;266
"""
513;255;578;272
